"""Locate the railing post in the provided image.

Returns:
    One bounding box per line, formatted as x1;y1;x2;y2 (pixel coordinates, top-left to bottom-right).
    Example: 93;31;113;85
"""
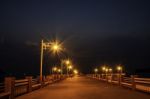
109;74;112;83
4;77;15;99
92;74;94;78
118;74;121;85
98;74;100;80
120;74;124;85
101;74;104;80
26;76;32;93
42;76;47;86
106;74;108;82
131;75;136;90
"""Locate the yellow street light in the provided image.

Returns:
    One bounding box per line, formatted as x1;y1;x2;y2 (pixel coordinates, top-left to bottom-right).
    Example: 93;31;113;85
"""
65;60;70;65
57;69;61;73
117;66;122;71
68;65;73;69
53;67;58;72
102;66;106;71
94;68;98;73
52;44;59;50
109;68;112;72
105;68;108;73
50;41;62;54
73;69;78;75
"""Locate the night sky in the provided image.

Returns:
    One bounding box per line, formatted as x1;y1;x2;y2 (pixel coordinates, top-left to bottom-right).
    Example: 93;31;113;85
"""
0;0;150;77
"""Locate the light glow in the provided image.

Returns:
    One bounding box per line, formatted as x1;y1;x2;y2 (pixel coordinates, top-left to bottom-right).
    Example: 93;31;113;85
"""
102;66;106;71
117;66;122;71
50;40;62;54
94;68;98;73
65;60;70;65
68;65;73;69
57;69;61;73
109;68;112;72
53;67;57;72
73;69;78;75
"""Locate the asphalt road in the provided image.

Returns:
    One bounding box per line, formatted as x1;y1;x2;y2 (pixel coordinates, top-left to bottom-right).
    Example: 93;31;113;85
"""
16;76;150;99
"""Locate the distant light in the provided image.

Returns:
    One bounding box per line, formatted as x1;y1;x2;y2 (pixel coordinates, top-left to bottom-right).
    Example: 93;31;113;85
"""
105;68;108;72
102;66;106;71
57;69;61;73
117;66;122;71
68;65;73;69
65;60;70;65
73;69;78;75
109;68;112;72
53;67;57;71
94;68;98;73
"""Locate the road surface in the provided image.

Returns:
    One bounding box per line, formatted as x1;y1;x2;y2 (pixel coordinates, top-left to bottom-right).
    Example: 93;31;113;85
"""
17;76;150;99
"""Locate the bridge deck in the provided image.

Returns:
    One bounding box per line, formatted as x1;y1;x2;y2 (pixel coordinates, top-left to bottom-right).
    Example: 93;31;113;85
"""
17;76;150;99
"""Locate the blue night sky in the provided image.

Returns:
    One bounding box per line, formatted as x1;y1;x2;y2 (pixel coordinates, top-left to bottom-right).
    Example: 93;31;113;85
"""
0;0;150;76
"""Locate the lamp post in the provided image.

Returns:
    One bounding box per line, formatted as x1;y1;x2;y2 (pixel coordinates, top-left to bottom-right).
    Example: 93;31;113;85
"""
52;67;58;74
40;40;44;82
68;65;73;75
58;69;61;73
94;68;98;74
108;68;112;75
117;66;123;85
73;69;78;75
40;40;61;82
117;66;123;74
65;60;70;76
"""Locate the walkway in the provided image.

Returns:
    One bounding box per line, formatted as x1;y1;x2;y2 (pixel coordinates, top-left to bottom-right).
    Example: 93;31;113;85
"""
17;76;150;99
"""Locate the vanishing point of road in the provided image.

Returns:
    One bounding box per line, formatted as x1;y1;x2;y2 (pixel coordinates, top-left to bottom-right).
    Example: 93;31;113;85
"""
17;76;150;99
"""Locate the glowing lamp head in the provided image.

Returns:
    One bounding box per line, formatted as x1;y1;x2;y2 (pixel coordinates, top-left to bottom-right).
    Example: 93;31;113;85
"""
105;68;108;72
73;69;78;75
57;69;61;73
109;68;112;72
50;40;62;54
94;68;98;73
53;67;57;71
117;66;122;71
68;65;73;69
53;45;59;50
102;66;106;71
66;60;70;65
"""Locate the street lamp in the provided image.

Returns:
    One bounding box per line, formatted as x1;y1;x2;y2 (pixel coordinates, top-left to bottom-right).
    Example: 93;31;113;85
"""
73;69;78;75
40;40;62;82
65;59;71;75
117;66;123;73
94;68;98;74
68;65;73;75
105;68;108;73
68;65;73;70
57;68;62;74
102;66;106;71
52;67;58;74
108;68;113;76
60;59;71;75
108;68;112;73
65;60;70;65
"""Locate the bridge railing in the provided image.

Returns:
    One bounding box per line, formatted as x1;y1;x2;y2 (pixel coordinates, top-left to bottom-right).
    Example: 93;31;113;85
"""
0;74;67;99
0;83;4;93
134;77;150;92
87;74;150;93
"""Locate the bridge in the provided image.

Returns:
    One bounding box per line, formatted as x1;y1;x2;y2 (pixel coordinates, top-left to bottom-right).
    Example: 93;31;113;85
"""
0;74;150;99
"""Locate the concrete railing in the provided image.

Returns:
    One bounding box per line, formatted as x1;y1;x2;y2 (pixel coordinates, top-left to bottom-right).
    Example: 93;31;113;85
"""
0;74;67;99
87;74;150;93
